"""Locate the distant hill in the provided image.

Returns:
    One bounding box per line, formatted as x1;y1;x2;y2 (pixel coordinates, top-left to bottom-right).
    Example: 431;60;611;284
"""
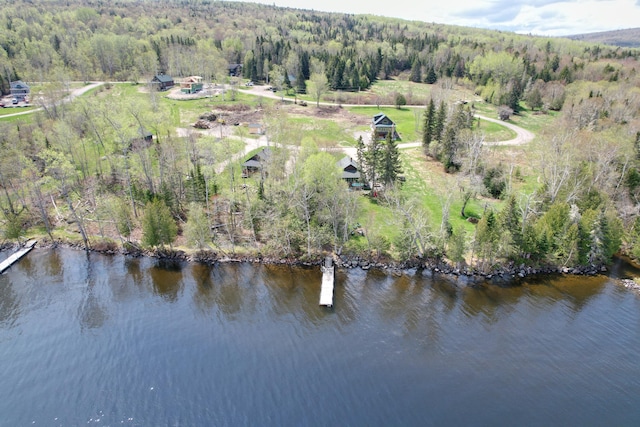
566;28;640;48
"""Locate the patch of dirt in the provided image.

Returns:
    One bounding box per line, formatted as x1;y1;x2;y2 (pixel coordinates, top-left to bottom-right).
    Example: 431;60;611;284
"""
209;105;264;126
289;104;369;125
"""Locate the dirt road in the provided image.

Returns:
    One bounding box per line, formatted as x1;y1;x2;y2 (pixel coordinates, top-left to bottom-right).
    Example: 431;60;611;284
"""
238;85;535;147
0;82;104;119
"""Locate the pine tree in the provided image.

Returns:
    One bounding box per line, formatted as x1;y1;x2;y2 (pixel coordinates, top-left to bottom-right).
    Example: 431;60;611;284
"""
498;194;522;258
365;131;383;189
381;132;403;185
422;98;435;150
300;51;310;80
425;66;438;84
409;59;422;83
296;67;306;94
142;199;178;248
440;123;458;172
356;135;366;181
434;100;447;142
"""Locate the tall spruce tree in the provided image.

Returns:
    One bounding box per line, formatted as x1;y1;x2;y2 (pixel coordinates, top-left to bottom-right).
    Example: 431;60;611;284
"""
296;67;306;94
409;59;422;83
434;100;447;142
381;132;403;185
141;199;178;248
365;131;383;190
356;135;366;180
422;98;436;150
425;66;438;84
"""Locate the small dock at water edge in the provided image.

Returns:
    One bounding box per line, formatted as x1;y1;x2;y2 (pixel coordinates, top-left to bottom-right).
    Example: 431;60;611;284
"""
319;256;335;307
0;240;37;274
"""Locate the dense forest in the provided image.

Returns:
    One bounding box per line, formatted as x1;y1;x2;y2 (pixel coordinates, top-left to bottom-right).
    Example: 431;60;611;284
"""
1;0;640;273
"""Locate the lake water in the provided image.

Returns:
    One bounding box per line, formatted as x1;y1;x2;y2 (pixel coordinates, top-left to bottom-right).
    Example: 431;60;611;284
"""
1;248;640;426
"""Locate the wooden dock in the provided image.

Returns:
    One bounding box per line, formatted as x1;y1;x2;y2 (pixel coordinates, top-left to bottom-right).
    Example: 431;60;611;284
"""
319;256;335;307
0;240;37;274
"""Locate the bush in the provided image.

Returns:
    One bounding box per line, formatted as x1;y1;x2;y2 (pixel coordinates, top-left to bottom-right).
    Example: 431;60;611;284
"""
394;92;407;109
483;166;506;198
498;105;513;121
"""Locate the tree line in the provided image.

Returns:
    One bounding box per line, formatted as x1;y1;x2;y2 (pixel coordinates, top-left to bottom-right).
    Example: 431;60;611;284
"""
1;0;640;272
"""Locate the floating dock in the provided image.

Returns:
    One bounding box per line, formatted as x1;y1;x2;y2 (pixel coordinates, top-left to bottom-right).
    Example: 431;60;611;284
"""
0;240;37;274
319;256;335;307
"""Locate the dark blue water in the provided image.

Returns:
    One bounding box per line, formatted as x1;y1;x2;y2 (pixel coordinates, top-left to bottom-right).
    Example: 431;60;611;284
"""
1;248;640;426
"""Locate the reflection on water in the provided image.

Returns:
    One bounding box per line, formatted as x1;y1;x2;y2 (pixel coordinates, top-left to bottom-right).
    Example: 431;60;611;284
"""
1;248;640;426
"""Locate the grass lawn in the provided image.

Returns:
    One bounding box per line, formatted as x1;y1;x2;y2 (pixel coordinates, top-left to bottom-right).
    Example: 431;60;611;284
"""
477;119;517;142
399;147;492;232
349;106;422;141
508;108;559;134
0;109;36;122
289;116;357;148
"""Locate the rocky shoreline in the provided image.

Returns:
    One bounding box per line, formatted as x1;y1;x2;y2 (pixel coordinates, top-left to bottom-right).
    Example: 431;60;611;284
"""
620;279;640;292
0;239;614;285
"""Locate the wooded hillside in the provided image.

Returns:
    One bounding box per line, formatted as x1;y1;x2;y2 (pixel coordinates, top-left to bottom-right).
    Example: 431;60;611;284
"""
2;0;640;272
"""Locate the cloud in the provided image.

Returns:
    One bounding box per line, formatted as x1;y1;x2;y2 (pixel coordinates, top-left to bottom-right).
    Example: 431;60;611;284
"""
241;0;640;36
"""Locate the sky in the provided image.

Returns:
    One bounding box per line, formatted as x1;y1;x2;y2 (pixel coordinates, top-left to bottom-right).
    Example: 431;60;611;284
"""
234;0;640;36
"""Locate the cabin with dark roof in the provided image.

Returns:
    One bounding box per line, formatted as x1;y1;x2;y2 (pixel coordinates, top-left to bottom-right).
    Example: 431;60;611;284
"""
228;64;243;77
372;112;399;140
151;74;174;91
10;81;30;101
337;156;361;183
242;147;272;175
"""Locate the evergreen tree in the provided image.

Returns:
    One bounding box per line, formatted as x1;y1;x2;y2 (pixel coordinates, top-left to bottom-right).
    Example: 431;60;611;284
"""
296;67;306;94
498;194;522;258
186;163;206;203
440;123;458;172
434;100;447;142
300;51;310;80
356;135;366;180
141;199;178;248
409;59;422;83
365;131;383;189
422;98;435;150
475;210;499;268
283;72;291;90
380;132;403;185
425;66;438;84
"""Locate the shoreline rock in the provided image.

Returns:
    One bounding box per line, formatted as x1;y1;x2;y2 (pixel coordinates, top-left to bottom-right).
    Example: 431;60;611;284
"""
0;239;609;285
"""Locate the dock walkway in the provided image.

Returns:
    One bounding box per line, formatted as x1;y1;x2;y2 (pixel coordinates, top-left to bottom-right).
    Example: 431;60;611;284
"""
0;240;37;274
319;256;335;307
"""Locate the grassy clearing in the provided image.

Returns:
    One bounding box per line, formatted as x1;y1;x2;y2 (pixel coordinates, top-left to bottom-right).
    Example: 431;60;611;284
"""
478;119;517;141
289;116;357;148
0;111;36;123
0;106;37;116
399;147;492;231
369;79;475;104
509;108;559;134
349;106;422;141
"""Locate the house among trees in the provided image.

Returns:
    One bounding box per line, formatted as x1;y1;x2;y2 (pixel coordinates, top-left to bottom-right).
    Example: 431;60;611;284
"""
10;80;30;101
337;156;361;184
372;112;399;140
151;74;174;91
228;64;243;77
180;76;203;94
242;147;272;175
